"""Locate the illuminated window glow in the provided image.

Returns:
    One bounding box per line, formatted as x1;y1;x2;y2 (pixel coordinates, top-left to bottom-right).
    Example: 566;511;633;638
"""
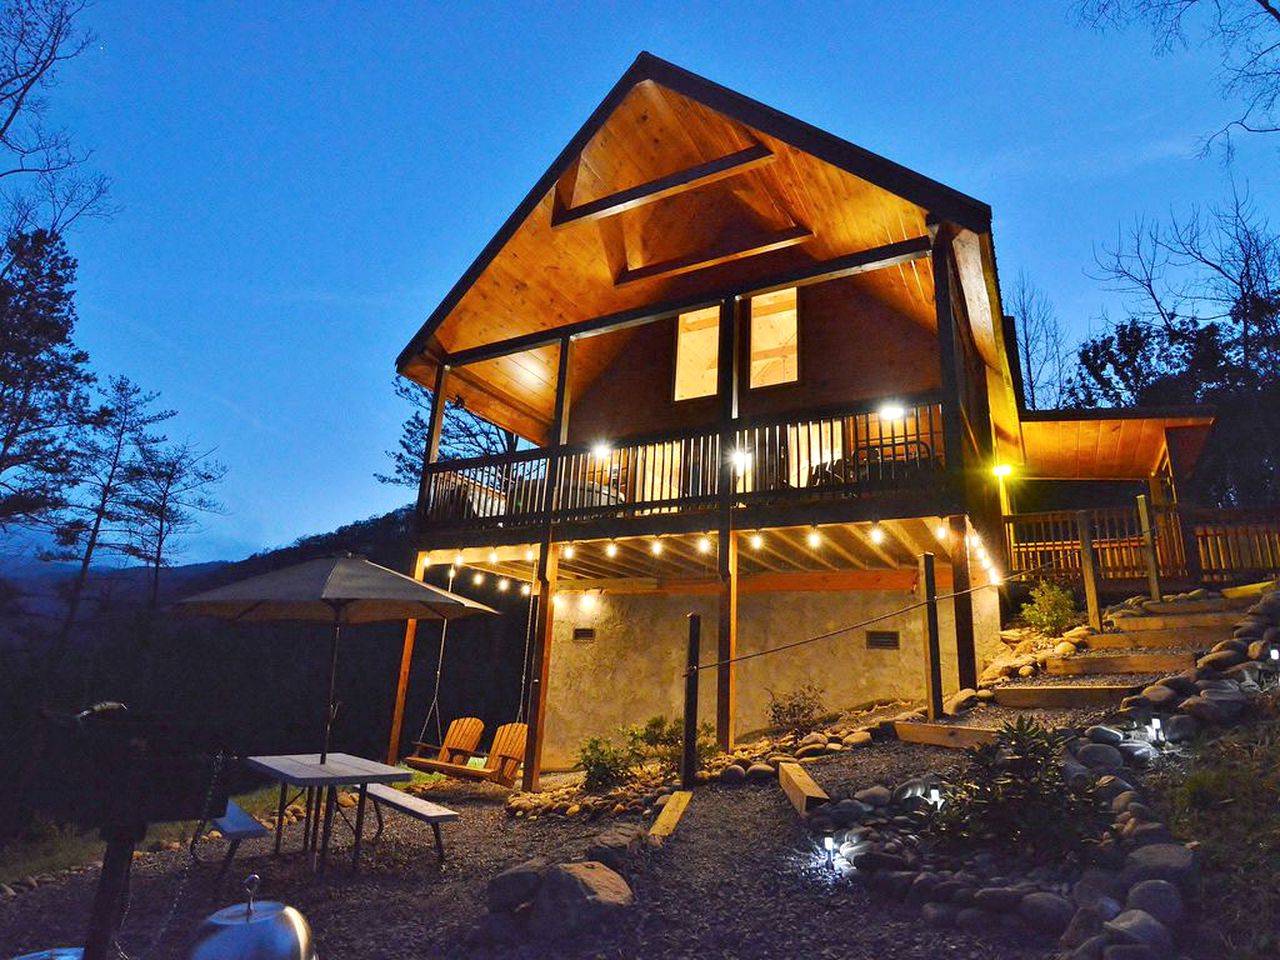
673;305;720;401
749;288;799;388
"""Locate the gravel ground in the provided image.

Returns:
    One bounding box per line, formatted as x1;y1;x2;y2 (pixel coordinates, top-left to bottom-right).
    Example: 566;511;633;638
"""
995;672;1155;687
946;703;1113;729
0;742;1057;960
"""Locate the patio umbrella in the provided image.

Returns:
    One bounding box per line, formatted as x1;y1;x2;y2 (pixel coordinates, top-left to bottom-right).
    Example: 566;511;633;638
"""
173;553;496;762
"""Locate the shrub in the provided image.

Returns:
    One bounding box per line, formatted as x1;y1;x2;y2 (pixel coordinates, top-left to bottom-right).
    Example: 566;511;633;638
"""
766;683;827;731
931;717;1107;861
576;736;640;793
624;715;717;777
1020;580;1078;637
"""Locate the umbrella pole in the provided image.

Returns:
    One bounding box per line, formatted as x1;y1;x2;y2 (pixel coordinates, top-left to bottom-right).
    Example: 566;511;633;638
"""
321;609;342;764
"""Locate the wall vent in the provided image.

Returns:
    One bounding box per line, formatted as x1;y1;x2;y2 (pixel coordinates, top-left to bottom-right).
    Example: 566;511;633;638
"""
866;630;900;650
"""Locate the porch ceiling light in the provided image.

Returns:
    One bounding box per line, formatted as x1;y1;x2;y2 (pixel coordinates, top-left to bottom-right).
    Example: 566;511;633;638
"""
992;464;1013;478
488;549;499;564
697;535;712;554
807;527;821;548
878;403;906;421
563;544;577;559
749;531;764;551
605;541;619;558
525;548;535;562
591;442;612;460
651;539;664;556
935;524;948;541
869;524;886;545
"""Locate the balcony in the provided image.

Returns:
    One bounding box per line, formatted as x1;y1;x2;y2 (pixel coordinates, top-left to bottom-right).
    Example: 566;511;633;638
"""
417;396;949;541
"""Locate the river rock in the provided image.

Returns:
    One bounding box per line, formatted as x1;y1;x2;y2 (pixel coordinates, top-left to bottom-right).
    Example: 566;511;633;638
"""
1164;714;1199;742
1019;891;1076;935
488;857;549;913
1085;725;1124;746
1119;844;1200;895
528;861;634;939
842;731;873;748
1103;908;1173;953
1116;740;1158;766
1125;879;1184;925
1197;649;1245;671
745;762;776;782
974;886;1022;912
854;785;891;807
718;764;747;784
1078;743;1125;769
1059;905;1105;949
1139;684;1181;709
922;901;956;928
1177;696;1223;725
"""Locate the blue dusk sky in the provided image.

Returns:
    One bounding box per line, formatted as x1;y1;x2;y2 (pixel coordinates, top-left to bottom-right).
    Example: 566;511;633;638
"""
47;2;1279;563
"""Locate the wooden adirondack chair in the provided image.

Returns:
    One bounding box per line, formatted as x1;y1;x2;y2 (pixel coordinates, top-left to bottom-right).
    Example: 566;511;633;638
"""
405;716;484;768
404;722;527;788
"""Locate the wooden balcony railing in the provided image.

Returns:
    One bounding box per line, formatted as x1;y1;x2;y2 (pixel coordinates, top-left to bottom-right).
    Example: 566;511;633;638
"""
418;397;947;532
1004;503;1280;584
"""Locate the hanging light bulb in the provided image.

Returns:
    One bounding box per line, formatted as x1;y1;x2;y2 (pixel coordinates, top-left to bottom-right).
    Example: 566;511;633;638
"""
472;572;484;586
497;577;509;592
454;551;465;567
697;535;712;554
524;547;535;562
651;539;664;556
520;583;532;597
749;531;764;551
488;549;499;564
605;541;619;558
869;524;885;545
807;527;821;549
562;544;576;559
935;524;948;541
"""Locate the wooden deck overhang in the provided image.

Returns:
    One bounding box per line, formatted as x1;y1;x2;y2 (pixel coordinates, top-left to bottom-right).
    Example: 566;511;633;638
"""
1017;407;1214;480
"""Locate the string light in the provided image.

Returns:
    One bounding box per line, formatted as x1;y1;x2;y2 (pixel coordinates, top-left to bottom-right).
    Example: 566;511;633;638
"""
520;583;532;597
488;549;499;564
935;524;948;540
524;547;535;562
869;525;885;545
454;551;465;567
749;531;764;550
605;541;619;558
807;527;821;549
697;535;712;554
472;572;484;586
563;544;576;559
497;578;509;592
651;539;664;556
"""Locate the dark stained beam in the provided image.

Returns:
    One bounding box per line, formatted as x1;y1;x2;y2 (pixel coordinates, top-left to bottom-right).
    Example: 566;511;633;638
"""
428;235;933;370
616;225;812;286
552;143;775;227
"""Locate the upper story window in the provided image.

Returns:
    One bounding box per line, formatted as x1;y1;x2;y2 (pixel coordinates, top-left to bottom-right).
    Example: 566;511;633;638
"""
673;304;720;401
749;287;799;388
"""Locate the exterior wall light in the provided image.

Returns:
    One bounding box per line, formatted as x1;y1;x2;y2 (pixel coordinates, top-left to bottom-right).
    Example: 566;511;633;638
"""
488;549;499;564
749;532;764;550
697;535;712;554
524;547;535;562
579;592;598;612
520;583;532;597
935;524;948;541
731;449;752;476
454;551;465;567
563;544;576;559
605;541;619;558
869;524;886;545
878;403;906;421
807;527;821;548
651;539;664;556
992;464;1013;478
591;442;612;460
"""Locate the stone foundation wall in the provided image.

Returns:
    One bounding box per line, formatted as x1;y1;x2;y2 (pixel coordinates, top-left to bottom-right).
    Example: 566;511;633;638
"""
540;583;1002;769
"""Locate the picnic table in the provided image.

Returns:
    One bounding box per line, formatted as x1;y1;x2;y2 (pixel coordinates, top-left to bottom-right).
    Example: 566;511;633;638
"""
246;752;409;874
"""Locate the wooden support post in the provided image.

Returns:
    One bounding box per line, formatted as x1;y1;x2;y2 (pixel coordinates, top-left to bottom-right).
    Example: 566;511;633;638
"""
1136;494;1162;600
716;531;738;752
1077;511;1103;631
385;552;426;764
715;297;740;752
681;613;701;787
521;543;559;793
1178;506;1204;583
919;552;944;721
415;362;450;520
948;515;977;690
931;230;965;494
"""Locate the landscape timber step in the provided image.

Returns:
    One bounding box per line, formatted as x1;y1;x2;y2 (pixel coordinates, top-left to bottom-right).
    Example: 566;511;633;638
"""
1044;652;1196;676
893;722;998;749
648;790;692;838
1111;611;1239;631
992;685;1139;709
778;761;829;815
1085;627;1222;650
1138;599;1249;615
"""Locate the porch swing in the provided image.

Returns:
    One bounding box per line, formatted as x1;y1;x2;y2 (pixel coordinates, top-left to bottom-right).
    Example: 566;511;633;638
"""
401;579;533;788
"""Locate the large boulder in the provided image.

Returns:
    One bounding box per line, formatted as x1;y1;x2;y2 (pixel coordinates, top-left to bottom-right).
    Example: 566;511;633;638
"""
1104;908;1173;954
1197;649;1245;671
488;857;549;913
1119;844;1200;896
1125;879;1184;926
1078;743;1125;769
1019;891;1076;935
528;861;634;939
585;824;647;873
1177;696;1224;725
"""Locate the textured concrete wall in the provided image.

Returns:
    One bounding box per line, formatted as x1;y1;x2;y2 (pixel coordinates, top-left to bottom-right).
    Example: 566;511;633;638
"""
540;582;1003;769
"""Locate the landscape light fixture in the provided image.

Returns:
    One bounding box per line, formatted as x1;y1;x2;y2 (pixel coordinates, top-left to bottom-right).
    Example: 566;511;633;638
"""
1271;648;1279;662
749;531;764;551
697;535;712;554
605;541;619;558
591;442;612;460
807;527;822;549
927;787;944;809
823;834;835;869
1149;716;1164;743
878;403;906;421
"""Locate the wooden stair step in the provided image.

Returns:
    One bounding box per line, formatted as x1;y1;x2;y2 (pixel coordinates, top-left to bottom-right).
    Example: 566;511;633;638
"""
992;685;1138;708
1085;627;1222;650
648;790;692;838
1045;652;1195;676
1112;611;1239;631
778;762;829;814
1137;599;1247;615
893;722;998;749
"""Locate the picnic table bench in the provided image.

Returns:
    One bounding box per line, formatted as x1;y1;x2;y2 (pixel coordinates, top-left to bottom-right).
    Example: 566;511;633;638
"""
367;783;459;862
190;799;269;880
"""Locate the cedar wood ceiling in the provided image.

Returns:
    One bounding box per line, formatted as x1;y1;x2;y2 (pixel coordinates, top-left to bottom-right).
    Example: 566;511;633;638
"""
396;54;998;445
1019;411;1215;479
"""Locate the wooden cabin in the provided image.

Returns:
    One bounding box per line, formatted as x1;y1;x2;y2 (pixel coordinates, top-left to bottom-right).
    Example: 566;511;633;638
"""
389;53;1240;788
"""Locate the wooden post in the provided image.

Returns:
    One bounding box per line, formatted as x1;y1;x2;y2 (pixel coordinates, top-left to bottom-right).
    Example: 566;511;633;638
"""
415;362;450;520
681;613;701;787
1077;511;1103;631
1136;494;1162;600
931;229;965;496
919;552;944;720
521;544;559;792
715;297;740;752
948;515;977;690
385;553;426;764
716;530;738;751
